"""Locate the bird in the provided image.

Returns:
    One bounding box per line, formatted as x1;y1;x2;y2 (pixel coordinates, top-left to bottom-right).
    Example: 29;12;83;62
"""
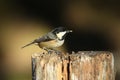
22;27;72;50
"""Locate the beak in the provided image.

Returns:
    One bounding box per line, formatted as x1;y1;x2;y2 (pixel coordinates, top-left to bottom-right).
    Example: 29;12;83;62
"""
66;30;72;33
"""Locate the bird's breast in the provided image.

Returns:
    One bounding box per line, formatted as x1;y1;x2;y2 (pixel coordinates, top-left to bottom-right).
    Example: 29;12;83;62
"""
39;39;64;48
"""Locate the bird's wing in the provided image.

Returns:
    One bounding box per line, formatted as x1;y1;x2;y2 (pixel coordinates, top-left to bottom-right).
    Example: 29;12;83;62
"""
35;32;57;42
21;32;56;48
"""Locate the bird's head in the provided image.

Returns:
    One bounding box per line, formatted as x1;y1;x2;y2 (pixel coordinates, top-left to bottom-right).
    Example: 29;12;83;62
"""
52;27;72;40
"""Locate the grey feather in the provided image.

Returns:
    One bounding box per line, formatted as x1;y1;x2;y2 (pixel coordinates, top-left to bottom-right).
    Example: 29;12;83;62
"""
21;31;57;48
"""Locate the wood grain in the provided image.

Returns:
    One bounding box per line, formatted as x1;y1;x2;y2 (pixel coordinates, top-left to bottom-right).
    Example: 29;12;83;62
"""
32;51;115;80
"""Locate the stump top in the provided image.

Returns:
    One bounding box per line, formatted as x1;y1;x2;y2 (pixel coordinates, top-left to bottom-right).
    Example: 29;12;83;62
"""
32;51;112;58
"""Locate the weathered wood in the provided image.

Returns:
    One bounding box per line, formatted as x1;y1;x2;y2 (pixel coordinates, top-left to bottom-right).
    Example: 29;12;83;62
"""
32;51;115;80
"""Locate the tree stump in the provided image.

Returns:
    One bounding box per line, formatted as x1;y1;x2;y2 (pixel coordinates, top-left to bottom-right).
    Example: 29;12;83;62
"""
31;51;115;80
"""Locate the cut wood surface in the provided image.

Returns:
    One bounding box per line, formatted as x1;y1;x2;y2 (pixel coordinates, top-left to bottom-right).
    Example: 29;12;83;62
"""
32;51;115;80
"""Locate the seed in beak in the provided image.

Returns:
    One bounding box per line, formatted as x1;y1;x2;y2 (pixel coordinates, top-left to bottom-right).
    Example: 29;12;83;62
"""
67;30;72;33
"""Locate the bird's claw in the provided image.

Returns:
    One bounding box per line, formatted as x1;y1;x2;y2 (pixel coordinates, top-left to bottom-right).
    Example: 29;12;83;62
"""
42;47;61;54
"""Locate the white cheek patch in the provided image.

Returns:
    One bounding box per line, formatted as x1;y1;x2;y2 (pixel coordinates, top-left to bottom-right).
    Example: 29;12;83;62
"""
56;31;66;39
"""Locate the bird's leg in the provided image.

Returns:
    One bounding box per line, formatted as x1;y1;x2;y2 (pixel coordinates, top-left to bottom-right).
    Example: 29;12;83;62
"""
49;48;62;54
42;47;61;54
43;47;48;51
42;47;53;54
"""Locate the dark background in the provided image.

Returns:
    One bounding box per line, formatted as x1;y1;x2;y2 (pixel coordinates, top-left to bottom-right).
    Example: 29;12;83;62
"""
0;0;120;80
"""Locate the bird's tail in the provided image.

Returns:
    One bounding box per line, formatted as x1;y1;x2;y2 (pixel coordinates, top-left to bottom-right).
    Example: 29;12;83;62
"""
21;41;35;49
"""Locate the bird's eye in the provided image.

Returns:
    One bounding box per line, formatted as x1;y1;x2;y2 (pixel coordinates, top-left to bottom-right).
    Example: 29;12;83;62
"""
56;32;59;34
